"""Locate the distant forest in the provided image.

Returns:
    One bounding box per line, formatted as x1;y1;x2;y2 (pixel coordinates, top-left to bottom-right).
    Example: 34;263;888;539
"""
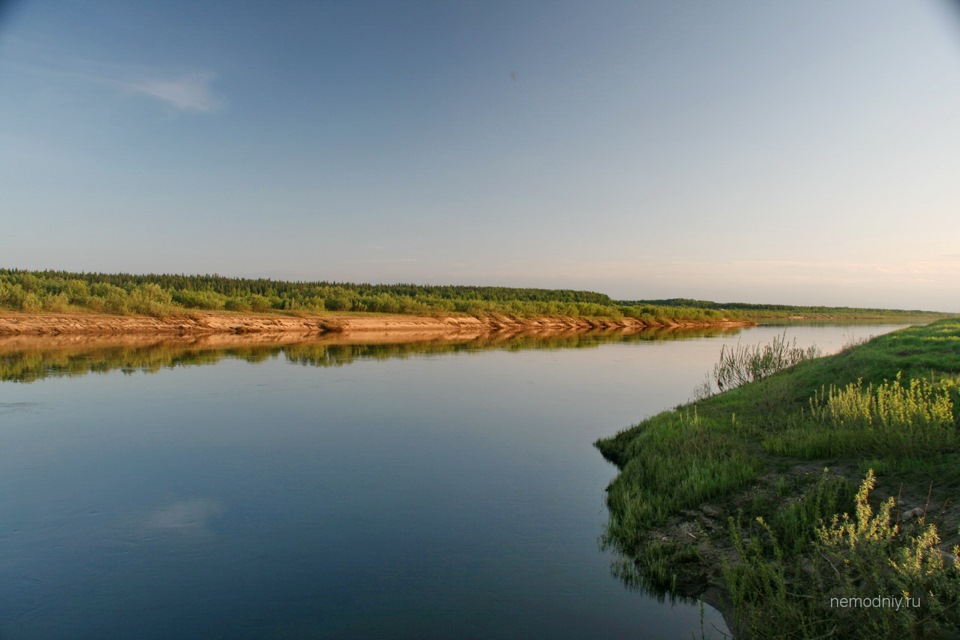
619;298;941;317
0;270;945;321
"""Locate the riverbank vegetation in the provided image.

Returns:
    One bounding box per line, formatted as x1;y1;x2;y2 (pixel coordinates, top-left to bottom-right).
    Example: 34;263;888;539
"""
596;319;960;638
0;269;704;320
620;298;947;321
0;269;946;323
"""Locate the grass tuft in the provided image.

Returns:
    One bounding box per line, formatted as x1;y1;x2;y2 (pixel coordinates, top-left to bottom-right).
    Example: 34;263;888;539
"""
712;331;821;393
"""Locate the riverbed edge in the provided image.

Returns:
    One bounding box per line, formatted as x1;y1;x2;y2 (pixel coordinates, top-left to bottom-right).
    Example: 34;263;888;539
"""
0;311;757;337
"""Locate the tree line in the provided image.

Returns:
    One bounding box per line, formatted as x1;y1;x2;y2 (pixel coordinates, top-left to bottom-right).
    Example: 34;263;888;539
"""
0;269;723;321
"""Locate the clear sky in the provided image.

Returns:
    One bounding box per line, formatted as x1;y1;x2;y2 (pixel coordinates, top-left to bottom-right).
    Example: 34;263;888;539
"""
2;1;959;311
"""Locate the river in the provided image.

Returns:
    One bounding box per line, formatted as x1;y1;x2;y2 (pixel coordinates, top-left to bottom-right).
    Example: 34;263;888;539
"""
0;323;909;639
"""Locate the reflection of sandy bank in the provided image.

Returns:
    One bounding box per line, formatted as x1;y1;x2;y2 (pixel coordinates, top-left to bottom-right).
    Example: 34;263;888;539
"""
0;310;754;338
0;324;748;383
0;323;746;354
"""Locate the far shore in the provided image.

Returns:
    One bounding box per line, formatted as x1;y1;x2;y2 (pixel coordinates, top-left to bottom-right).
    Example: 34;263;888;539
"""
0;310;756;338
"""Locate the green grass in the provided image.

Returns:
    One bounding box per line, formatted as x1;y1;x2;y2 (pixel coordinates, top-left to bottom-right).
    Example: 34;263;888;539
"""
596;319;960;636
765;374;958;459
725;472;960;639
598;408;763;537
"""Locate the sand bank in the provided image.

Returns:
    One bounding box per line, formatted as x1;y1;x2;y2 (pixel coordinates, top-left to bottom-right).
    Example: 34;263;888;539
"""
0;311;755;338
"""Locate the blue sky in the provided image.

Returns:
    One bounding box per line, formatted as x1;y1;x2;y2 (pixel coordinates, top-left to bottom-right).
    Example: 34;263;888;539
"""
2;1;959;310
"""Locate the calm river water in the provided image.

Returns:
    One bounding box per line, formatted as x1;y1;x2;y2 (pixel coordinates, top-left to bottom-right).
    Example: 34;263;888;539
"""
0;324;908;639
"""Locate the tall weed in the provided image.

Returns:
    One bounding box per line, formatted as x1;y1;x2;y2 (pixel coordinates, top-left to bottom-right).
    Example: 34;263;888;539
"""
803;373;957;456
810;373;954;431
712;332;820;392
726;471;960;639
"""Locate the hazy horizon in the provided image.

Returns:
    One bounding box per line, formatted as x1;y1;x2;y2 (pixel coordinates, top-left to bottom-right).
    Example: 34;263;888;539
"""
2;1;959;312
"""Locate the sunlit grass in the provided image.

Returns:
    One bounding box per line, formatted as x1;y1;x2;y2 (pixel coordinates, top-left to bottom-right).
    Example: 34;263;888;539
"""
725;472;960;639
596;319;960;635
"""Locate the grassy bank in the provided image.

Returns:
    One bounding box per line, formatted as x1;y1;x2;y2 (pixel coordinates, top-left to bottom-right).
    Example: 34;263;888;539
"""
596;319;960;638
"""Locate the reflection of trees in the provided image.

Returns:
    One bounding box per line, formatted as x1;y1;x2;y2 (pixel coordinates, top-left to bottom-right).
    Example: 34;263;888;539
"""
0;326;744;383
0;344;275;383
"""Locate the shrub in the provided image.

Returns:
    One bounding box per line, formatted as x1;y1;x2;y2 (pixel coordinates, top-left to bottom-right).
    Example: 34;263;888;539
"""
127;283;173;316
324;297;351;312
224;298;252;312
173;290;228;310
42;292;69;312
103;289;130;314
249;294;274;312
21;292;43;312
0;282;28;309
64;280;90;305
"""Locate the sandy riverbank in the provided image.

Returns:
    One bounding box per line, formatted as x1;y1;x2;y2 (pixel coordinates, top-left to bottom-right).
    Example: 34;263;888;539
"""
0;311;756;337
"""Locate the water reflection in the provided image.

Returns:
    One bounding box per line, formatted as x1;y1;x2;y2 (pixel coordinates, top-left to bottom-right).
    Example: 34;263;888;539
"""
7;323;904;638
139;499;225;537
3;323;755;639
0;325;746;384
